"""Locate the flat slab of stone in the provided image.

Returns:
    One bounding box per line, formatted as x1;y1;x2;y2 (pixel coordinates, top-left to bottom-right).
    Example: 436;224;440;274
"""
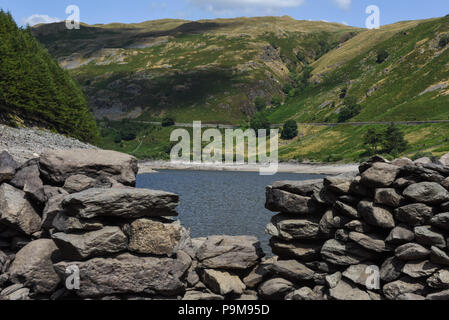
52;226;128;260
266;214;322;241
62;187;179;219
54;252;191;298
265;187;322;215
39;149;138;186
321;239;376;266
271;180;322;196
196;235;264;270
329;279;371;300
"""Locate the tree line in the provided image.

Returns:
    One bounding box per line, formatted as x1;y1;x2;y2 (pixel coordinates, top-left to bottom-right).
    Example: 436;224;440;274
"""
0;10;98;142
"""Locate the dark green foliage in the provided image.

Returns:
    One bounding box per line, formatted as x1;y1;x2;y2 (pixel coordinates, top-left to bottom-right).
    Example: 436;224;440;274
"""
363;124;408;157
254;97;266;111
439;36;449;48
250;112;271;134
0;10;98;142
162;117;175;127
281;120;298;140
382;123;408;155
376;49;389;63
363;128;383;155
338;96;361;122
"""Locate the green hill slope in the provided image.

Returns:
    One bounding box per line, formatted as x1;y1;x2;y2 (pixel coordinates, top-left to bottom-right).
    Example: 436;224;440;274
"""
32;15;449;161
33;16;359;124
0;10;98;142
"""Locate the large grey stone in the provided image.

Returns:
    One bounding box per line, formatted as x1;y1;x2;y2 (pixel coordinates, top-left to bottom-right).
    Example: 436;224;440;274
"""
266;214;321;241
414;226;446;249
202;269;245;296
334;201;360;219
386;225;415;245
0;184;41;235
62;187;179;219
358;200;395;229
52;212;104;233
383;277;426;300
127;218;185;256
196;235;264;270
258;278;294;300
394;203;434;226
52;226;128;260
54;252;191;298
430;246;449;266
0;151;18;183
342;263;379;289
266;260;315;282
265;187;321;215
10;164;45;203
360;163;400;187
431;212;449;230
374;188;403;208
380;257;405;282
8;239;60;294
348;232;391;253
271;180;322;196
329;279;371;300
39;149;138;186
321;239;376;266
41;194;65;230
426;289;449;300
403;182;449;204
402;260;438;278
427;269;449;289
269;238;321;261
395;243;430;261
63;174;97;193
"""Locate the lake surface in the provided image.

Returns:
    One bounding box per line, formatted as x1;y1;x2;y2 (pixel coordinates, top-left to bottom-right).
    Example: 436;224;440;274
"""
137;170;325;255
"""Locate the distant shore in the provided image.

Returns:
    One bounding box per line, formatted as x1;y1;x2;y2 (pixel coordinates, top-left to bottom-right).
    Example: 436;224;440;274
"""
138;160;359;175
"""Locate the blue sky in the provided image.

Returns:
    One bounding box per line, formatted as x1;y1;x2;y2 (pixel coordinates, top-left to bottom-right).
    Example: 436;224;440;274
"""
2;0;449;27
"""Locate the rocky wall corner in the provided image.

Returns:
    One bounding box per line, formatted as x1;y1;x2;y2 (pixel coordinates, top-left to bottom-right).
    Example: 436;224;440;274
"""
263;154;449;300
0;149;265;300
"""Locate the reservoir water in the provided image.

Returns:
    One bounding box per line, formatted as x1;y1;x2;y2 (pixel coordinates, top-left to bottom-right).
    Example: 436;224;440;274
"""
137;170;325;255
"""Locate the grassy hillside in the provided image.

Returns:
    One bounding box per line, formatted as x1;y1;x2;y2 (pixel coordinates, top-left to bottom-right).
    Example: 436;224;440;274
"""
0;11;98;142
33;17;359;124
33;15;449;161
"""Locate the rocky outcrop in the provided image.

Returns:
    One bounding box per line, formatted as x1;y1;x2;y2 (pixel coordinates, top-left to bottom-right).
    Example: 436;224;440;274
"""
262;154;449;300
0;149;265;300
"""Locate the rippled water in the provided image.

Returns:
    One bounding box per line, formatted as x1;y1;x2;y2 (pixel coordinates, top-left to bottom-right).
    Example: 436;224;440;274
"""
137;170;325;255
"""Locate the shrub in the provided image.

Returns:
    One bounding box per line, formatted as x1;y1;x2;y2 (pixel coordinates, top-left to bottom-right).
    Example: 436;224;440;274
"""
281;120;298;140
376;50;389;63
439;36;449;48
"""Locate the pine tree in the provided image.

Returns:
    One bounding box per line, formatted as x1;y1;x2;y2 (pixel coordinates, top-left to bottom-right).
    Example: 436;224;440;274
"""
0;10;98;142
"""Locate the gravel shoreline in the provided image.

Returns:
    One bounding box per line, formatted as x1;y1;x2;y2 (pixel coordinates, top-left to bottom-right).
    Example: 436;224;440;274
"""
0;124;97;163
139;160;359;175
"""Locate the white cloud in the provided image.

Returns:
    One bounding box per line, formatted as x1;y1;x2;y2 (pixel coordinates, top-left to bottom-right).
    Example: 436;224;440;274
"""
333;0;351;11
23;14;61;26
191;0;305;15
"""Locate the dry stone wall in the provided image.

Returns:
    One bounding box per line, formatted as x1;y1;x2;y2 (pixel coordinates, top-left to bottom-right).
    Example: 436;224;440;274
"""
3;148;449;300
263;155;449;300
